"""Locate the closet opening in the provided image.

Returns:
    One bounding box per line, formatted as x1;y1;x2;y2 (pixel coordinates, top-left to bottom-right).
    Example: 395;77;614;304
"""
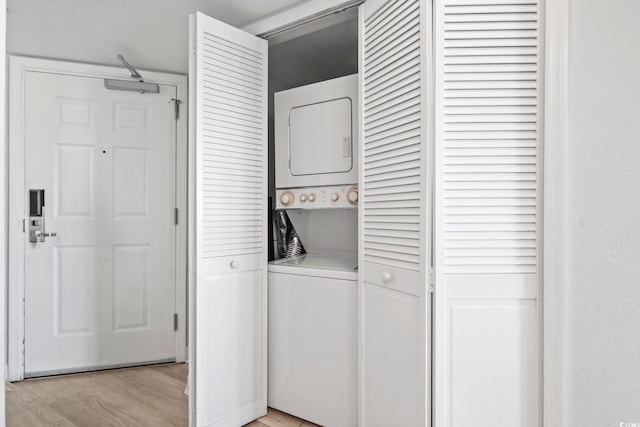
264;10;360;427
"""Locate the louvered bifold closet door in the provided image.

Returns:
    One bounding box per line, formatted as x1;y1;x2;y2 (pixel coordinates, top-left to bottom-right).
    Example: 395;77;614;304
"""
434;1;542;426
359;0;430;426
190;12;268;427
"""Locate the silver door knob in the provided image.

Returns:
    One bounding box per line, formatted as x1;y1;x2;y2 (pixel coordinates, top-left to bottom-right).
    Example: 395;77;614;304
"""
381;272;392;283
230;260;239;269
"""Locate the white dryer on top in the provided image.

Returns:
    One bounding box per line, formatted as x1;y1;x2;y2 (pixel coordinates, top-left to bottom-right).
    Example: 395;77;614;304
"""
274;74;359;189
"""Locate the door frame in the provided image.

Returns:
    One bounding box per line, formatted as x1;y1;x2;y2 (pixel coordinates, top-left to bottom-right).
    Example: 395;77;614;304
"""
542;0;569;425
7;55;189;382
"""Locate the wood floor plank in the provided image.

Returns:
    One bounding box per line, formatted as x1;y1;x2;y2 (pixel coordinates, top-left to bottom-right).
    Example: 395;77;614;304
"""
6;384;77;427
7;363;318;427
51;391;146;427
257;408;304;427
7;364;189;427
20;375;91;405
60;388;182;427
110;368;188;426
149;363;189;383
113;366;187;395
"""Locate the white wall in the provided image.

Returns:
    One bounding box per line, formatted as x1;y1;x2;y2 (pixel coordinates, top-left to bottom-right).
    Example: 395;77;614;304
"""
568;0;640;424
1;0;6;422
288;209;358;256
6;0;304;74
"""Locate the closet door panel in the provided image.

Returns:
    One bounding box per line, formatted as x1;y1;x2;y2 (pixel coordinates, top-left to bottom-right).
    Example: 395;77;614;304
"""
359;0;431;425
190;12;268;427
362;282;420;427
434;1;542;426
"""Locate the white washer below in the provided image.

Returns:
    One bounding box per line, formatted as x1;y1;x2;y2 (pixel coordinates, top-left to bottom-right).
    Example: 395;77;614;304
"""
268;253;358;427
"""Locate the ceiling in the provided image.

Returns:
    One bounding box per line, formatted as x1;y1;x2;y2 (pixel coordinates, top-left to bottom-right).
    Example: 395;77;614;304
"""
7;0;310;74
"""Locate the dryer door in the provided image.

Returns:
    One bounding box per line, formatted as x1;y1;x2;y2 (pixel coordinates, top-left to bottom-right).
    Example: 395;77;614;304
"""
275;75;359;188
289;97;353;176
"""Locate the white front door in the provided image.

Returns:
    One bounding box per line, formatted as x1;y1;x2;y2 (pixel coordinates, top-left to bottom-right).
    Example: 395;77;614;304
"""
189;12;268;427
23;71;178;376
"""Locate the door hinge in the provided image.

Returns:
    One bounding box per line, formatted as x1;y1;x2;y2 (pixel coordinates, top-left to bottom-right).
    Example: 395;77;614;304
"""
428;269;435;293
170;98;182;120
174;313;178;331
174;207;179;225
22;219;25;233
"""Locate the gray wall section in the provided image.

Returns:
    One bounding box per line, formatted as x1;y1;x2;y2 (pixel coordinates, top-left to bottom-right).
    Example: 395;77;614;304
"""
568;0;640;424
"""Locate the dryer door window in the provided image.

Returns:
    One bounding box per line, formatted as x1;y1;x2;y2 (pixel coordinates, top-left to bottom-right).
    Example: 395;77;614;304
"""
289;97;353;176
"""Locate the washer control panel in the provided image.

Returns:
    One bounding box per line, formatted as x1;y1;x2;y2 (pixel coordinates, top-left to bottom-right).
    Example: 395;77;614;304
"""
277;185;358;209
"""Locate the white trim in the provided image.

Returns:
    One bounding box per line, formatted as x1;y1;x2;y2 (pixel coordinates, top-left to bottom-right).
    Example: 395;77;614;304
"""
0;0;7;422
537;2;546;425
356;9;364;427
432;0;446;423
422;0;435;423
7;55;188;381
242;0;362;36
543;0;569;425
8;56;27;382
174;61;189;366
188;15;197;425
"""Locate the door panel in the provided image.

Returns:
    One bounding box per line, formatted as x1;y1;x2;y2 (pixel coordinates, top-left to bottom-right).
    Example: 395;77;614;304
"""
359;0;430;425
446;298;537;426
24;71;177;375
434;1;542;426
362;282;420;427
201;270;264;425
190;11;268;427
289;98;353;175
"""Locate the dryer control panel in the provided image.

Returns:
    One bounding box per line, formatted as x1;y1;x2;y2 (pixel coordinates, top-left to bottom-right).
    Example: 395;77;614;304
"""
277;185;358;210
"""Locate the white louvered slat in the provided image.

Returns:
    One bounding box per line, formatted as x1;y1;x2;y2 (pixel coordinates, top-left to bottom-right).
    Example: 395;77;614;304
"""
200;32;265;259
440;1;539;275
363;0;423;272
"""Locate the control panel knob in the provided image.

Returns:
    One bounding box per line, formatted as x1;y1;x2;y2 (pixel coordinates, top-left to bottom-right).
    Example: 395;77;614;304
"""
300;194;308;202
280;191;294;206
308;193;316;202
347;187;359;204
331;193;340;201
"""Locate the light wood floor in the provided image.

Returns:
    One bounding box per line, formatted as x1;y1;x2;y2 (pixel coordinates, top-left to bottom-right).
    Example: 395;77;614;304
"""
6;363;189;426
247;408;320;427
6;363;318;427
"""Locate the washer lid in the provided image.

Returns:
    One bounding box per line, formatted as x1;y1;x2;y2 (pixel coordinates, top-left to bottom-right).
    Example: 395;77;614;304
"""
269;253;358;279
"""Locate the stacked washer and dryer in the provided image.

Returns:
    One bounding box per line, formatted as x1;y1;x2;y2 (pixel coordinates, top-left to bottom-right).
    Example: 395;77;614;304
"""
268;74;359;427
